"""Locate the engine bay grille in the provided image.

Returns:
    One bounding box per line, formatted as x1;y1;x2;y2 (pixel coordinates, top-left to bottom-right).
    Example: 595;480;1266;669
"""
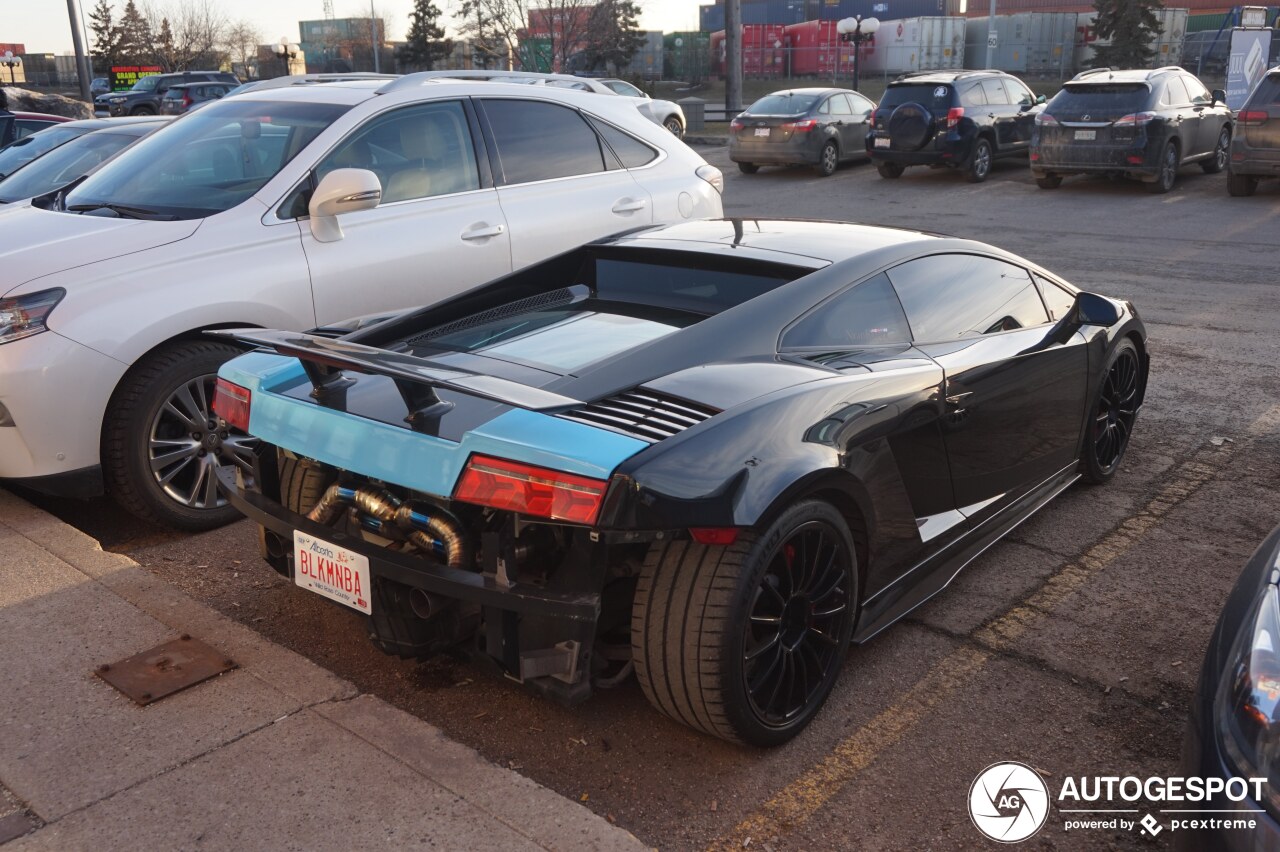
558;389;720;443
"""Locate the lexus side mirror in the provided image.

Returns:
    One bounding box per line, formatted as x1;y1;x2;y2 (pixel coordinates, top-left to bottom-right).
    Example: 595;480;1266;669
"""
1072;292;1121;327
308;168;382;243
1212;88;1227;105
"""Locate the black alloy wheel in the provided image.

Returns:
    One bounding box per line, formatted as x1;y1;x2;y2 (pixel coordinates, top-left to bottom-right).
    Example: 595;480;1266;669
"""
1082;340;1140;484
1147;141;1179;193
742;519;854;729
1202;126;1230;174
966;137;993;183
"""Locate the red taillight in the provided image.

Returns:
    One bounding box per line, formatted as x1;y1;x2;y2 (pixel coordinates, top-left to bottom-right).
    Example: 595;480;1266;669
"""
1029;151;1040;161
453;455;608;525
1126;154;1145;165
213;378;251;432
690;527;739;545
729;118;745;133
1113;112;1157;127
782;118;818;132
182;92;192;107
946;107;964;128
1035;112;1058;126
868;112;877;129
1238;109;1269;126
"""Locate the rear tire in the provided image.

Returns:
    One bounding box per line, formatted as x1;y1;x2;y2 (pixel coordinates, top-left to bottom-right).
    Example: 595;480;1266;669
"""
876;161;905;179
1201;126;1230;174
1080;339;1141;485
1146;141;1178;193
1227;170;1259;197
129;105;155;116
1036;174;1063;189
664;116;684;138
632;500;857;746
966;137;993;183
737;161;759;174
815;140;839;177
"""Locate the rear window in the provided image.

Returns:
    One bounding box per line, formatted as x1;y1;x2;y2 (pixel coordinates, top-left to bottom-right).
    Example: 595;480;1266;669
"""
1249;74;1280;105
746;92;821;115
1051;84;1150;115
880;83;953;113
589;257;795;315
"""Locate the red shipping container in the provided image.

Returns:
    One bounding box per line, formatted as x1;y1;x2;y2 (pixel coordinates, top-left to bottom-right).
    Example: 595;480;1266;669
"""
711;25;789;76
783;20;848;76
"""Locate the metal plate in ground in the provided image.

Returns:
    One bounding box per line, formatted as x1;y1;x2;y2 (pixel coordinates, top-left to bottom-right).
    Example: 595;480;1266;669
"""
95;636;236;705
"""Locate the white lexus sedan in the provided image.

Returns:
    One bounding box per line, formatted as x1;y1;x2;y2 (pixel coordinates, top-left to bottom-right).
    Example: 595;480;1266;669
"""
0;75;724;529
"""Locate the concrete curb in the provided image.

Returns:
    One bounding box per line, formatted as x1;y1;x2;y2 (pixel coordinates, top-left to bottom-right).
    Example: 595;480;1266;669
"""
0;489;646;851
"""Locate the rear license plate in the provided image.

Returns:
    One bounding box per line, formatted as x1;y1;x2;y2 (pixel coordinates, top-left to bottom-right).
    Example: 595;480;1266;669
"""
874;136;891;148
293;530;372;614
1074;129;1097;141
754;127;770;137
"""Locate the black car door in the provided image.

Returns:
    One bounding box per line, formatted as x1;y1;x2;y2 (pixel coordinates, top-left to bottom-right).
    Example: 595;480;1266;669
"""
887;253;1090;527
1161;75;1201;158
1002;77;1038;147
980;78;1018;150
1183;74;1223;156
842;92;875;156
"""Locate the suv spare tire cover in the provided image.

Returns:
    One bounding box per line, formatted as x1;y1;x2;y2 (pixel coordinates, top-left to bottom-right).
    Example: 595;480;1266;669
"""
888;102;934;151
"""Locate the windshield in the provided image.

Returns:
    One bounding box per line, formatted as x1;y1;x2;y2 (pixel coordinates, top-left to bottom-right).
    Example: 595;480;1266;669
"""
132;76;162;92
1050;84;1150;118
0;131;141;203
0;126;87;178
64;99;351;220
747;92;820;115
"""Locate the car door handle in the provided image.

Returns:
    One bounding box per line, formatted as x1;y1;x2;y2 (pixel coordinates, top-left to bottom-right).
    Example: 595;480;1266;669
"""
461;223;505;241
611;199;647;214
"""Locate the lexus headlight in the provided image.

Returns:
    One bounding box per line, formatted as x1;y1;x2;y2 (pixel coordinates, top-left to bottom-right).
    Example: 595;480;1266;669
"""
0;288;65;344
1217;571;1280;817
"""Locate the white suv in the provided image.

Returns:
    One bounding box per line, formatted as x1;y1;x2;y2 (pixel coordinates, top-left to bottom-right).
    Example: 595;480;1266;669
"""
0;76;724;529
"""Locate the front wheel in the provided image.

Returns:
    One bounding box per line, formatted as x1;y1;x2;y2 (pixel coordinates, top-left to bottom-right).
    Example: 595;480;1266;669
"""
1080;339;1141;485
129;105;156;116
1147;141;1179;193
737;161;759;174
103;340;256;530
815;140;839;177
966;138;993;183
1201;127;1230;174
632;500;858;745
876;161;904;179
663;116;684;138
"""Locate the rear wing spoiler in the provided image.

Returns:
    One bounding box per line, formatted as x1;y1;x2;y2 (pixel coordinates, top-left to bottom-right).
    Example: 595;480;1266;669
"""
209;329;580;430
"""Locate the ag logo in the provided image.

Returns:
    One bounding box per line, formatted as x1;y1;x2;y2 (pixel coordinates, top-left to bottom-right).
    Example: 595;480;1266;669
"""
969;762;1050;843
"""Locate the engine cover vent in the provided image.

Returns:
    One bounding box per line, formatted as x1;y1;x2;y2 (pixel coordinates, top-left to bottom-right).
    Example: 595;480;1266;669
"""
558;389;719;443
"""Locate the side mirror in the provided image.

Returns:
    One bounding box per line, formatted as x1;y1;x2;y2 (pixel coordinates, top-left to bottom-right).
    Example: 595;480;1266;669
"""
1212;88;1227;105
1036;93;1047;105
1072;292;1121;327
308;168;382;243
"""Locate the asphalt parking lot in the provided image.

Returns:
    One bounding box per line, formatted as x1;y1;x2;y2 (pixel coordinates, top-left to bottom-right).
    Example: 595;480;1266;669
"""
27;145;1280;849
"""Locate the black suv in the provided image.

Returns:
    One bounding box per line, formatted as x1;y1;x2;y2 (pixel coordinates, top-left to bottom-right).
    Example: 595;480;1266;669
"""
95;71;239;117
1226;66;1280;196
866;70;1045;183
1031;67;1233;194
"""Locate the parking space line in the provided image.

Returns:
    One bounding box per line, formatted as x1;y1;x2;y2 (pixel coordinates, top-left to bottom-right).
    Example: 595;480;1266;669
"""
708;405;1280;851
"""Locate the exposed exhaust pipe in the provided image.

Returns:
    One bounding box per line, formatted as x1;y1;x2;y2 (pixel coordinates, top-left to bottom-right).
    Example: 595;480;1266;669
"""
306;482;471;570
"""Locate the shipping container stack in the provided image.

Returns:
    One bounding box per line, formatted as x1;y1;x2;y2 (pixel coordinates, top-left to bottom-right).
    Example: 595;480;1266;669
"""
964;13;1078;76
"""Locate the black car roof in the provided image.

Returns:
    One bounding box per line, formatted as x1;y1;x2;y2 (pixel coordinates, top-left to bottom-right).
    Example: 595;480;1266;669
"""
890;70;1008;86
1068;67;1179;85
605;219;940;266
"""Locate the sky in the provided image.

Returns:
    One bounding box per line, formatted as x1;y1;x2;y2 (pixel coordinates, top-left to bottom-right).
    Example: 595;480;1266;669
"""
7;0;703;55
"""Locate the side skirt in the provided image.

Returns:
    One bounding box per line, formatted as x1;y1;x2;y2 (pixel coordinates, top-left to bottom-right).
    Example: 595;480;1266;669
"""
851;464;1081;644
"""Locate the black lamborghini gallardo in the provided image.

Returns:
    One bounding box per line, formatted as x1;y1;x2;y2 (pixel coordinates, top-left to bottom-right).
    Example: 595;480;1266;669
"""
213;219;1148;745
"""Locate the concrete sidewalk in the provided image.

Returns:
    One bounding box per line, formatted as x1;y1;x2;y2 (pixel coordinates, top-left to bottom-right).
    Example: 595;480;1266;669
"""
0;489;644;851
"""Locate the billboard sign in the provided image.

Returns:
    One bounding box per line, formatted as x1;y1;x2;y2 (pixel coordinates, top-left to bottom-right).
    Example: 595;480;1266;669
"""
109;64;163;92
1227;29;1272;110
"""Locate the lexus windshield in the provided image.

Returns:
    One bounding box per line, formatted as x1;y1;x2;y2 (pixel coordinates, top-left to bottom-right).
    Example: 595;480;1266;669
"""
63;100;350;220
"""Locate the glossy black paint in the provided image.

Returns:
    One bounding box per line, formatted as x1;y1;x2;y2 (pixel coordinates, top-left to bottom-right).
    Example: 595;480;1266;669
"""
1180;526;1280;851
241;220;1148;681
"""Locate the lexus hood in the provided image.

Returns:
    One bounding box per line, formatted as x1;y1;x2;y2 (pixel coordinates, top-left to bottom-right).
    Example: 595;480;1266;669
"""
0;206;200;296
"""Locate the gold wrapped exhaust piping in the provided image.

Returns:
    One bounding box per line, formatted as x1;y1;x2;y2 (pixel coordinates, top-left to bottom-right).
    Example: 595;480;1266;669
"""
306;482;471;569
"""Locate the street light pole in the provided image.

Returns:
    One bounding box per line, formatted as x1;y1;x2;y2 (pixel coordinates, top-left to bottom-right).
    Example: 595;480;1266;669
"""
985;0;997;69
370;0;381;73
66;0;92;101
725;0;742;113
837;16;879;92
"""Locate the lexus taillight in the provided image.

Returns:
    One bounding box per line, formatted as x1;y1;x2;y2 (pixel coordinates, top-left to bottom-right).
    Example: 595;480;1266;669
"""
213;378;252;431
1035;112;1058;126
1238;110;1269;126
453;455;608;525
1113;112;1157;127
182;92;193;107
782;118;818;132
946;107;964;128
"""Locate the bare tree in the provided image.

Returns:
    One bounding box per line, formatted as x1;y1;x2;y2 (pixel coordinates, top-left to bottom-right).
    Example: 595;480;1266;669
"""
531;0;595;72
139;0;229;70
224;19;264;79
